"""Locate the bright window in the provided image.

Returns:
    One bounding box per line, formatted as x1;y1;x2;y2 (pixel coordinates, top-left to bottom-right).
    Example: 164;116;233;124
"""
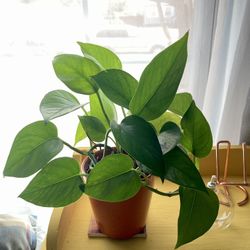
0;0;193;168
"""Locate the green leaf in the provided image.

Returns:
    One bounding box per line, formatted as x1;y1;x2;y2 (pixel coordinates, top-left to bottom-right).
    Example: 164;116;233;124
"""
19;157;83;207
129;32;188;120
77;42;122;70
74;121;87;145
181;101;213;157
92;69;138;109
4;121;63;177
150;111;181;134
176;186;219;248
163;147;207;192
90;90;117;128
40;90;82;121
111;115;165;178
53;54;100;95
85;154;141;202
168;92;193;116
78;115;106;142
158;122;181;154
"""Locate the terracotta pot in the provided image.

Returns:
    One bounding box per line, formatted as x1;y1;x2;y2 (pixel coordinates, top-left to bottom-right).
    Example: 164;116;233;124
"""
89;177;153;239
82;149;154;239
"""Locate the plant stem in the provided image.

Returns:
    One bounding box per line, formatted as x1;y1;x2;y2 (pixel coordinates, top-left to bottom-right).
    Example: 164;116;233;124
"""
79;173;88;177
144;183;179;197
135;168;148;179
96;91;110;125
62;140;97;164
88;143;113;153
103;129;112;158
121;107;126;118
81;104;89;116
108;136;117;146
89;143;103;152
79;173;89;177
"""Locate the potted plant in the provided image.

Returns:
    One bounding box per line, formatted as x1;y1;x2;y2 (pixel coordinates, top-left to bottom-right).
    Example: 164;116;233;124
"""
3;33;219;248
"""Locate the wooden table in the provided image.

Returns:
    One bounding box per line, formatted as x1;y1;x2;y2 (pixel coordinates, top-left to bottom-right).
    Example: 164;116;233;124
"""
45;177;250;250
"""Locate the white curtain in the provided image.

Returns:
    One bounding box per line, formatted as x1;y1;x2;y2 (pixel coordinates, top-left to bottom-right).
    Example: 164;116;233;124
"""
187;0;250;144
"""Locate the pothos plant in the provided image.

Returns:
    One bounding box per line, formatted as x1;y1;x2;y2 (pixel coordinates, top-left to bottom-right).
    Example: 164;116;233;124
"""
3;33;219;248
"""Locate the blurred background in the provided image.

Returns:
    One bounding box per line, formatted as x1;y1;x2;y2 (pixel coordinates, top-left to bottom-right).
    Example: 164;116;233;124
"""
0;0;193;170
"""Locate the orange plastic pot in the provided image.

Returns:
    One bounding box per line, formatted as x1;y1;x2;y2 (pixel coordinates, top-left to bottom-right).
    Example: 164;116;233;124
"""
82;149;153;239
89;177;153;239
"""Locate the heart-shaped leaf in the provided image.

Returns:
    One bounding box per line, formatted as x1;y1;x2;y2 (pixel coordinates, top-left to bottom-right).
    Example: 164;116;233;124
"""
176;186;219;248
77;42;122;70
19;157;83;207
4;121;63;177
90;90;117;128
158;122;181;154
40;89;82;121
168;92;193;116
111;115;165;178
129;32;188;120
53;54;100;94
78;115;106;142
163;147;207;192
85;154;141;202
92;69;138;109
181;101;213;157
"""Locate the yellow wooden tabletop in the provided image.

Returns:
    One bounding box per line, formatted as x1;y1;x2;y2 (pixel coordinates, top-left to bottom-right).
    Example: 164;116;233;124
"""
44;146;250;250
45;177;250;250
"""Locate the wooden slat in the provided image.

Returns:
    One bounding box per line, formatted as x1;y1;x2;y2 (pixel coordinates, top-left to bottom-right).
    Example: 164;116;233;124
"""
200;145;250;176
